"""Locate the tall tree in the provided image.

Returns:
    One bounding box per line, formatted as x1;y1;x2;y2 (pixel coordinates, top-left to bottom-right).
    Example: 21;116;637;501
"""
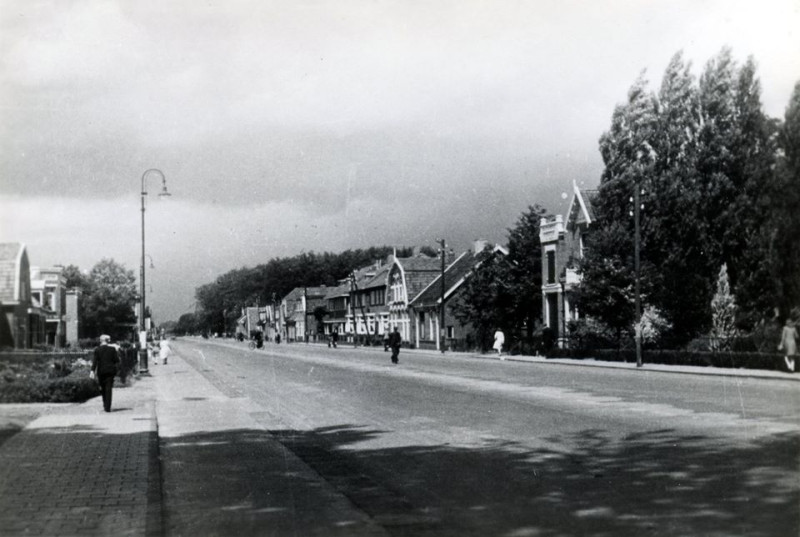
451;248;515;351
81;259;137;340
770;81;800;319
506;204;547;340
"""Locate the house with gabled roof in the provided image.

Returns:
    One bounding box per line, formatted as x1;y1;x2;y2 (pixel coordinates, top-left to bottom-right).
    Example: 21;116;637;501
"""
539;181;598;345
347;259;391;342
409;241;508;351
386;250;442;343
278;286;328;342
0;243;46;349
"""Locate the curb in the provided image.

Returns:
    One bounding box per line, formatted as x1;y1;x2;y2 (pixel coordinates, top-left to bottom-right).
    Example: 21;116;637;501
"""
204;338;800;382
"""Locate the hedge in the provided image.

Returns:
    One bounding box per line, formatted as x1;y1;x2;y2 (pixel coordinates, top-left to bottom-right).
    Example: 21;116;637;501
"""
545;347;786;371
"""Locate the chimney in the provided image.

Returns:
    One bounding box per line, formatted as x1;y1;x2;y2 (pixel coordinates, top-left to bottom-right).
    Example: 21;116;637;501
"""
473;239;488;254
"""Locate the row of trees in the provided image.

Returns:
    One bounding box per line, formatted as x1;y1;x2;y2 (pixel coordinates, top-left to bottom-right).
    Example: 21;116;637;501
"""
576;49;799;345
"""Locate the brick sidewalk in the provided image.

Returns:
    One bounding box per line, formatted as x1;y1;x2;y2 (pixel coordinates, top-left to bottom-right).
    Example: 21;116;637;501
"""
0;380;161;537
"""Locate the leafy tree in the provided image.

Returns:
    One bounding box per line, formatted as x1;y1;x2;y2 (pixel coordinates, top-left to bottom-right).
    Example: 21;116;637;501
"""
769;80;800;320
80;259;137;341
452;205;545;351
506;205;547;340
585;49;785;343
451;248;515;351
174;313;198;336
575;222;638;340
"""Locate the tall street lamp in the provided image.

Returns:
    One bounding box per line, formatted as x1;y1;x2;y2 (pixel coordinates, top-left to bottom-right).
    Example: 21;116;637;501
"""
140;169;170;374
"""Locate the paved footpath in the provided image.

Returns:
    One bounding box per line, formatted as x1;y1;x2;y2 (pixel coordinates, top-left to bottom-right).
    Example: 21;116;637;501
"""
0;346;796;537
0;380;160;536
0;350;389;537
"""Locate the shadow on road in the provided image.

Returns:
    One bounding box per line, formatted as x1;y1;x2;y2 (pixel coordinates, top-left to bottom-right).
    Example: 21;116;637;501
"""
162;424;799;536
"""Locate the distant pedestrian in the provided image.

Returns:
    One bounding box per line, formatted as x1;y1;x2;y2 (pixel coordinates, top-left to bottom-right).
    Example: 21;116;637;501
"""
383;331;390;352
331;330;339;348
92;335;120;413
388;326;402;364
159;339;172;365
493;329;505;359
779;317;797;373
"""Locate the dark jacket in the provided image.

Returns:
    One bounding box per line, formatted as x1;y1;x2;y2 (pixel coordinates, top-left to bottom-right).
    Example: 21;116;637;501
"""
388;331;402;348
93;344;120;376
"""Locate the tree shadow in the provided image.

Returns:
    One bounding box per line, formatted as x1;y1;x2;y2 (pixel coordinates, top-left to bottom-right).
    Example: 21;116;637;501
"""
158;424;799;536
2;422;797;536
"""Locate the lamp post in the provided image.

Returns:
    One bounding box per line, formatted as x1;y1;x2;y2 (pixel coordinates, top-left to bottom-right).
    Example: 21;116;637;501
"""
139;169;170;374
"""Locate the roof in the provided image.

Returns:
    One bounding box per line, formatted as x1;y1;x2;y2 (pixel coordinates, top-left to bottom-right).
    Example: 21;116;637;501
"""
324;281;351;300
396;255;440;272
409;250;476;308
566;181;598;229
282;286;329;302
409;245;508;308
0;242;26;303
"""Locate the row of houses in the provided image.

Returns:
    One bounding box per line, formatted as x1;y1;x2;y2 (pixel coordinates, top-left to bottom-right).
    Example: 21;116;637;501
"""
0;243;79;349
238;240;507;350
238;182;597;350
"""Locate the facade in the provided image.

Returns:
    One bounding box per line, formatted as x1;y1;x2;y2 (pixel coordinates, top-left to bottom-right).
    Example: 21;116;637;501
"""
322;281;351;338
30;266;69;348
386;252;442;343
279;286;328;342
347;260;391;342
0;243;46;349
539;182;597;345
409;241;508;351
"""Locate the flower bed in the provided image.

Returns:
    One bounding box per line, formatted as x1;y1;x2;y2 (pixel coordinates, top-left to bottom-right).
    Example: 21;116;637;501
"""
0;352;102;403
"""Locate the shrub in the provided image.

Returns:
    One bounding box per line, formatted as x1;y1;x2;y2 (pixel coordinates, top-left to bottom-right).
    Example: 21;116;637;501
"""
0;355;103;403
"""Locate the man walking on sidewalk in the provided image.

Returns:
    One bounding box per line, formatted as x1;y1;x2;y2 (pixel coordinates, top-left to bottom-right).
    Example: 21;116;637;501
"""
92;334;120;412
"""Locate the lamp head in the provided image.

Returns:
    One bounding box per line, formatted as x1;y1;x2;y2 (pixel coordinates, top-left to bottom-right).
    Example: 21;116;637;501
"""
158;179;171;198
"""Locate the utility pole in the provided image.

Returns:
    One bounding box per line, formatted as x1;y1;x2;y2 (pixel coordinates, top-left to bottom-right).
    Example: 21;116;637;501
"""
437;238;447;353
634;181;643;368
304;287;309;344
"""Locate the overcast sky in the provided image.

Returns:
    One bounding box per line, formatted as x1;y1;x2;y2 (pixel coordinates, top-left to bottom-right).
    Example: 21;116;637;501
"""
1;0;798;324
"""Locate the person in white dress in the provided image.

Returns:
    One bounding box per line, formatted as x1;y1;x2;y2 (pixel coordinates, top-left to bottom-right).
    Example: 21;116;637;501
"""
493;329;505;359
158;339;172;365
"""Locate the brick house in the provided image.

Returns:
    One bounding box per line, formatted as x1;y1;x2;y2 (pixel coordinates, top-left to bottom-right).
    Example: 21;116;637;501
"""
408;241;508;351
30;266;69;348
0;243;46;349
539;182;598;345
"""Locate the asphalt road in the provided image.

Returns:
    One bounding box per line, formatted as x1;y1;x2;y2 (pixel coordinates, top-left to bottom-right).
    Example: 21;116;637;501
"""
173;338;800;537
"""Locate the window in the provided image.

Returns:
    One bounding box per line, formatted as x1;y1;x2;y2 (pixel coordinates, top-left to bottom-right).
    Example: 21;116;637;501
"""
547;251;556;283
447;326;454;338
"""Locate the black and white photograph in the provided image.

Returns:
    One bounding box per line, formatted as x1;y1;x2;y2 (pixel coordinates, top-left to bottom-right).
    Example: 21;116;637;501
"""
1;1;799;535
